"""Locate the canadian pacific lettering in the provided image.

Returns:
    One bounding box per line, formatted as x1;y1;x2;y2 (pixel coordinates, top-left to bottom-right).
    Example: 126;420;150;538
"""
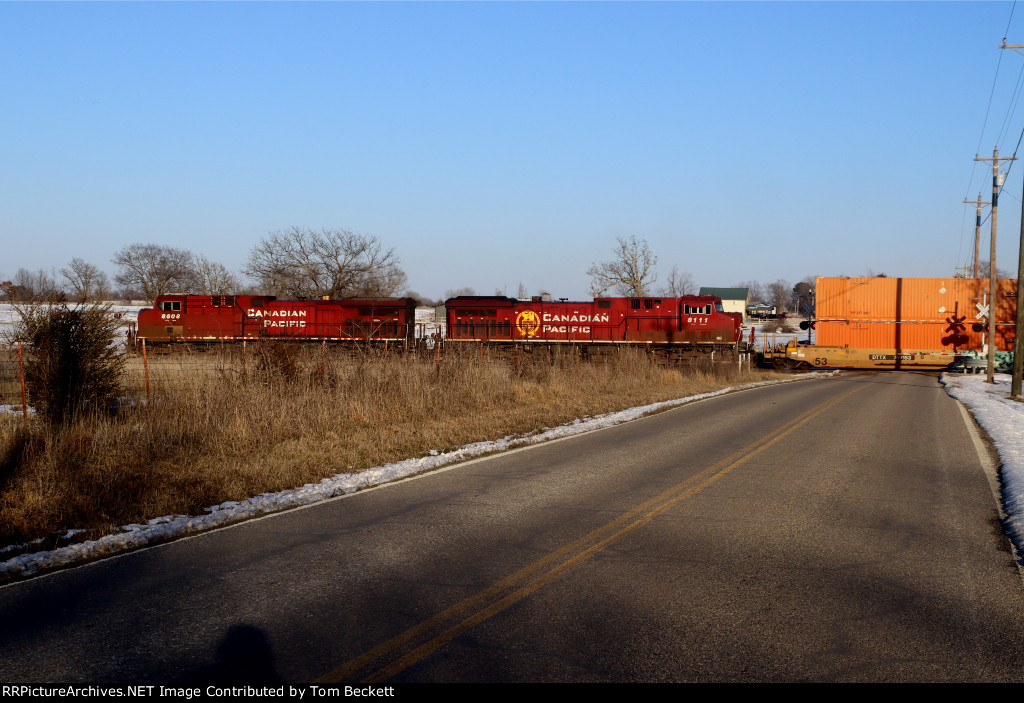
541;313;609;323
246;309;308;318
247;308;309;329
542;325;590;333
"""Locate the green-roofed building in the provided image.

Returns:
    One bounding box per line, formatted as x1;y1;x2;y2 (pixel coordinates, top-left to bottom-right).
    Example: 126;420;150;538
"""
698;287;749;322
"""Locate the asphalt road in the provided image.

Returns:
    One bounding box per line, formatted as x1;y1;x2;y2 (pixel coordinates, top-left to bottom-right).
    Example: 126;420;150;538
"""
2;371;1023;682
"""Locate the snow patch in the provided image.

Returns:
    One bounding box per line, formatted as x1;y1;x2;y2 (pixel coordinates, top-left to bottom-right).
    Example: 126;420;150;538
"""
941;373;1024;551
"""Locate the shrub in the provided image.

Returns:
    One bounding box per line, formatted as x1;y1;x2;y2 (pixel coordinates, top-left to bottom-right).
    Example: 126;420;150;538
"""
762;318;796;334
14;302;126;424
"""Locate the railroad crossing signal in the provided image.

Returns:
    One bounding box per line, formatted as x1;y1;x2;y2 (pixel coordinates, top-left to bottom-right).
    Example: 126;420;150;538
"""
973;294;991;333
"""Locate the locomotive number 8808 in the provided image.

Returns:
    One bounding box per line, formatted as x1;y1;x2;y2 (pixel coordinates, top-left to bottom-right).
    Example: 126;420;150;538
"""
135;294;418;345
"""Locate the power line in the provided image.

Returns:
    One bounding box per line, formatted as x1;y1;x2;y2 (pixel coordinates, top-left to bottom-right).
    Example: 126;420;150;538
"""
966;2;1019;199
997;60;1024;146
959;2;1019;274
965;49;1004;202
973;51;1005;173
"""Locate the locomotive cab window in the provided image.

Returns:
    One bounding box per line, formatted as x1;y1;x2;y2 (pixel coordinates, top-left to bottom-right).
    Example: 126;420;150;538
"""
158;301;182;312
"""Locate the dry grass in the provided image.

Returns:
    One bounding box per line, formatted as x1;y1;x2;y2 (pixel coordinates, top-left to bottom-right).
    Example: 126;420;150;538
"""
0;343;774;550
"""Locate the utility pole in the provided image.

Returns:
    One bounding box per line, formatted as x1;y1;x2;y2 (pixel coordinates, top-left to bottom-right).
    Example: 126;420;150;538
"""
997;41;1024;399
974;147;1016;383
963;193;990;279
1014;186;1024;399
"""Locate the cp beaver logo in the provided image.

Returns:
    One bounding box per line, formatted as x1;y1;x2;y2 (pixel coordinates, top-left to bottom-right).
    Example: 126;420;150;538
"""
515;310;541;337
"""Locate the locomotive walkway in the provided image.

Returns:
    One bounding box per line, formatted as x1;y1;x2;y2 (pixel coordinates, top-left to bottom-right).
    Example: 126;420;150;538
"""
2;371;1024;682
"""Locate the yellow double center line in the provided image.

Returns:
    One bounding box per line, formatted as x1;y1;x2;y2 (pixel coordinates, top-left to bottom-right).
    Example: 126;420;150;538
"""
318;382;864;683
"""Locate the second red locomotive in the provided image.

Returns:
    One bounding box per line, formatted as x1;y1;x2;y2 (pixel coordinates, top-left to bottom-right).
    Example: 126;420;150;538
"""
444;295;744;351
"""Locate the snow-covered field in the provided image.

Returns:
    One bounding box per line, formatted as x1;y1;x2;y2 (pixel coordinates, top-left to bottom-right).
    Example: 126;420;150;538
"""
744;319;814;349
0;302;146;337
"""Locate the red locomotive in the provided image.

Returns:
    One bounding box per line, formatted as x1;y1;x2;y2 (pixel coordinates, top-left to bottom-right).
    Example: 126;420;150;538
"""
444;295;745;351
135;294;418;346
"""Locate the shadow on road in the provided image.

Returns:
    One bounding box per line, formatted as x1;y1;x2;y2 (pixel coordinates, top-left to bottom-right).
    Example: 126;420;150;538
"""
184;624;283;684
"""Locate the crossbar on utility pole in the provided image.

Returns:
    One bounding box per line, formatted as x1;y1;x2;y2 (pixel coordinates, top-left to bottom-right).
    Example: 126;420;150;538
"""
999;40;1024;55
974;147;1016;383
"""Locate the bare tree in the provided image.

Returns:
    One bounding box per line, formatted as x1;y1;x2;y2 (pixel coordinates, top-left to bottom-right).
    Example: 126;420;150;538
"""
13;268;61;302
112;244;196;303
443;287;477;300
191;255;239;295
733;280;767;305
586;236;658;297
116;283;145;303
659;265;696;296
61;258;110;303
402;290;434;306
245;227;405;299
792;279;814;315
353;262;407;297
765;279;793;314
977;260;1015;279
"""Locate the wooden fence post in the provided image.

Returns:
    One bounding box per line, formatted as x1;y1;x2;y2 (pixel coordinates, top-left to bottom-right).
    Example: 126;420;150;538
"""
18;341;27;422
142;339;151;404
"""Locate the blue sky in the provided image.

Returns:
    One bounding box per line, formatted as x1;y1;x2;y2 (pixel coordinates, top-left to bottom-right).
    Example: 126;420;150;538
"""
3;1;1023;300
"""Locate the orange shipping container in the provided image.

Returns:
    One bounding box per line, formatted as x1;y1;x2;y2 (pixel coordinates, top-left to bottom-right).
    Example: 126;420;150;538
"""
815;277;1017;352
